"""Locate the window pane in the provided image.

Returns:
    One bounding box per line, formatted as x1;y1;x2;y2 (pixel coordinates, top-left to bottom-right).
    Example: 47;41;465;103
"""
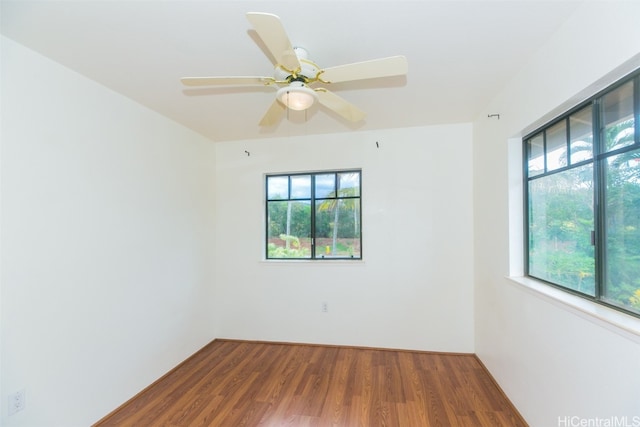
290;175;311;199
601;81;635;153
546;121;568;171
315;174;335;198
267;176;288;200
602;148;640;314
528;164;595;295
266;170;362;260
267;200;311;258
569;105;593;164
314;198;361;258
527;133;544;177
338;172;360;197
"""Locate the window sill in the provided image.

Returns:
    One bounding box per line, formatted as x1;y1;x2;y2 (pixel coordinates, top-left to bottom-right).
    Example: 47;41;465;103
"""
507;276;640;343
261;259;366;265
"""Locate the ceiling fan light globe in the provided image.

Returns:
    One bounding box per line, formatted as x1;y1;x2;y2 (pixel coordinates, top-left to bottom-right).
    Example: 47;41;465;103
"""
277;84;317;111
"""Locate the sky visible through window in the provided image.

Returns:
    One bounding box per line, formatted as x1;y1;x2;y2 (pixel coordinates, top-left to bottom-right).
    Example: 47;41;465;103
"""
267;173;359;199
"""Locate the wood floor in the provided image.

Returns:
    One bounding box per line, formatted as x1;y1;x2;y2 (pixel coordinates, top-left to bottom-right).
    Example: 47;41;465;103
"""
94;340;527;427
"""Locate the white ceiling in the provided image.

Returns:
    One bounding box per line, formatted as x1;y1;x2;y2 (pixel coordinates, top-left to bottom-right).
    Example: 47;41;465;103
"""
1;0;584;143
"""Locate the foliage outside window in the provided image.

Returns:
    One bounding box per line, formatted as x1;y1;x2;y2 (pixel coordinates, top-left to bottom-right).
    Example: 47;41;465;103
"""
525;70;640;317
266;170;361;260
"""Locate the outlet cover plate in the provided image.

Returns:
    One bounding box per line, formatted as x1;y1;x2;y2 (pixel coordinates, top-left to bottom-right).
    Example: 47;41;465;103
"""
8;389;25;416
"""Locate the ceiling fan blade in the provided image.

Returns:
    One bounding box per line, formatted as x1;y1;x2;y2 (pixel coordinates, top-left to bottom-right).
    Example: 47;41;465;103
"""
320;56;408;84
259;98;287;126
246;12;300;72
316;90;366;122
181;76;273;87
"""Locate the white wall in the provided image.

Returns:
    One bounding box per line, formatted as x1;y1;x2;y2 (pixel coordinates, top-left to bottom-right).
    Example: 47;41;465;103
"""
0;37;217;426
473;2;640;426
214;124;474;353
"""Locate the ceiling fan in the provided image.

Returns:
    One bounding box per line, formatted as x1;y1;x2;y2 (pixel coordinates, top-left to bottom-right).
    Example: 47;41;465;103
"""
181;12;408;126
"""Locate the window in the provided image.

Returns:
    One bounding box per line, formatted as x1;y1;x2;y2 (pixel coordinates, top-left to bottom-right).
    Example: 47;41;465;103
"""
266;170;362;260
524;70;640;317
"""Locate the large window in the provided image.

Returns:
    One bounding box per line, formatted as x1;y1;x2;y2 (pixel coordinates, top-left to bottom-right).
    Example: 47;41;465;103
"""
525;71;640;317
266;170;361;260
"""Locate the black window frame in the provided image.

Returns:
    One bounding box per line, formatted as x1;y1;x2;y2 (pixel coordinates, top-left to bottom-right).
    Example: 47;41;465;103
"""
265;169;362;260
523;69;640;318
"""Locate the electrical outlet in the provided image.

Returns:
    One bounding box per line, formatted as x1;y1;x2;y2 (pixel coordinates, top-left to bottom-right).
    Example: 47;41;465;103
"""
8;389;26;415
322;302;328;313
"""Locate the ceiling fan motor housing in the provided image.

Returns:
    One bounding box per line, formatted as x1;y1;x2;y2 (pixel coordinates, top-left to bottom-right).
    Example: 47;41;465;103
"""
273;47;318;84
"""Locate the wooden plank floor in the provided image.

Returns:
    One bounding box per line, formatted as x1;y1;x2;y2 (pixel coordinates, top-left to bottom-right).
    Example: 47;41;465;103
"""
93;340;527;427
